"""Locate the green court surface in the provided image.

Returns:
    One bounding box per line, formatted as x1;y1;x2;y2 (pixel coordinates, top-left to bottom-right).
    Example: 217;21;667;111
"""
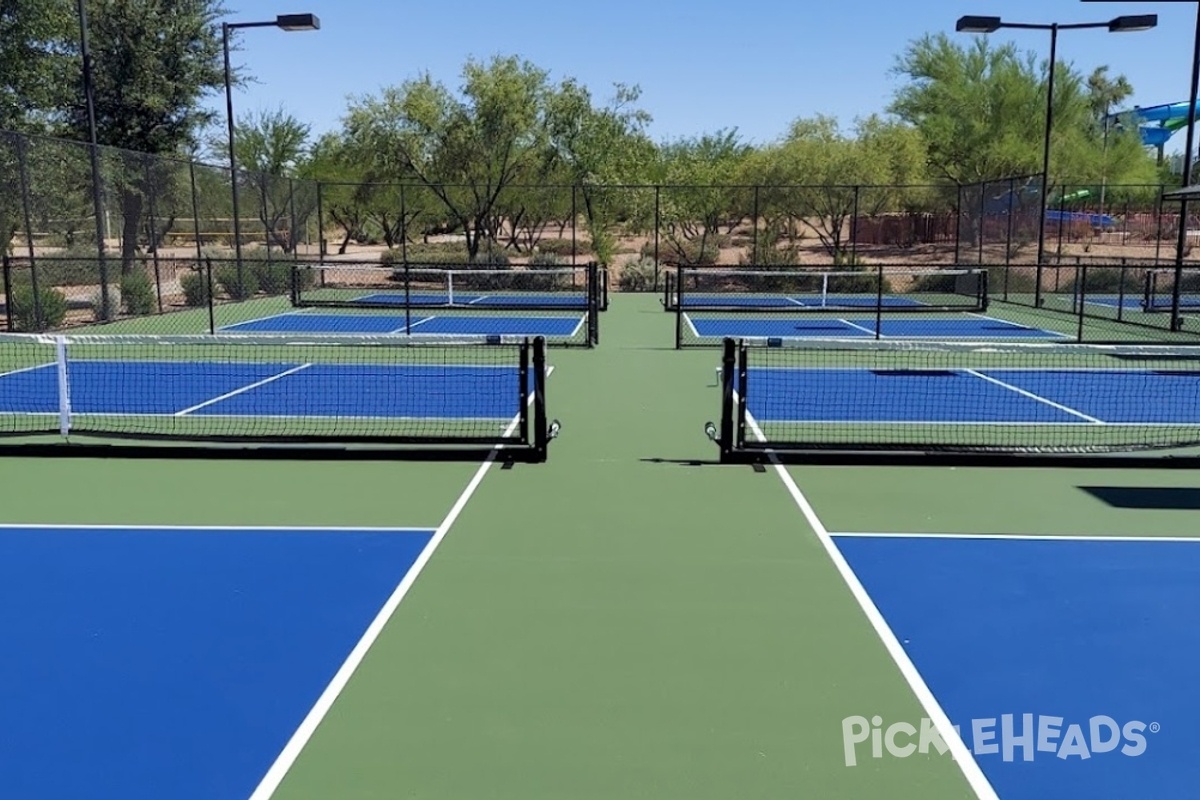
2;294;1198;799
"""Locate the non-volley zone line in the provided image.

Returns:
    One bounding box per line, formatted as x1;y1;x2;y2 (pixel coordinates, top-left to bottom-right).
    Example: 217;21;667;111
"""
746;367;1200;425
826;530;1200;799
220;311;585;337
685;314;1069;340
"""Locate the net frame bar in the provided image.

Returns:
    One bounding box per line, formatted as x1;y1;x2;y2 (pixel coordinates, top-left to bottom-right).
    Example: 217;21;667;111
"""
0;333;554;462
1143;268;1200;312
664;265;989;313
710;336;1200;464
290;261;600;348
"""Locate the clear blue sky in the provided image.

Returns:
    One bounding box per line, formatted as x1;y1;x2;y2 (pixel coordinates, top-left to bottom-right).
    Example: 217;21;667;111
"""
210;0;1200;152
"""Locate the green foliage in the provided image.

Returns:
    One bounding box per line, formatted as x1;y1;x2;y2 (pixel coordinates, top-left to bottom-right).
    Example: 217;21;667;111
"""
27;248;103;287
120;271;156;315
889;35;1157;187
251;261;293;296
0;0;75;132
643;237;721;266
180;271;210;307
528;252;561;267
617;257;658;292
215;266;257;301
536;238;588;257
9;283;67;331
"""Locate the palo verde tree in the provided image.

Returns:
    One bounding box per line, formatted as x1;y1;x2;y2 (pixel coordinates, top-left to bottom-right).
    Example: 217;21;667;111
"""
889;33;1156;189
342;55;570;260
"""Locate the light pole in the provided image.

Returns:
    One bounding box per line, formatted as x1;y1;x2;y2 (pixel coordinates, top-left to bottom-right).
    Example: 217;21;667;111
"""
222;13;319;288
1169;5;1200;331
77;0;111;318
956;14;1157;307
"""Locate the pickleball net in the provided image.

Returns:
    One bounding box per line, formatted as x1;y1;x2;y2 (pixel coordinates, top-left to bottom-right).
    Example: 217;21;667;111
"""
710;337;1200;460
0;333;554;461
664;266;988;312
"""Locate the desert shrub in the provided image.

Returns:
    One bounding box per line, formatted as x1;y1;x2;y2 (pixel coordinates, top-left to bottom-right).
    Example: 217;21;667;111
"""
180;271;210;307
537;238;591;257
528;252;562;268
252;261;293;296
617;258;658;292
120;272;156;316
9;284;68;331
215;266;257;300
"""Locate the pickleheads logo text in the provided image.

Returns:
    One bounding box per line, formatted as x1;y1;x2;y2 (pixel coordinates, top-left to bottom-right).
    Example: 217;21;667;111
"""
842;714;1159;767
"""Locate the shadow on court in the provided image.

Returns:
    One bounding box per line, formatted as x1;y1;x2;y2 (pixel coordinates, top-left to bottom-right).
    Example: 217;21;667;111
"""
1080;486;1200;510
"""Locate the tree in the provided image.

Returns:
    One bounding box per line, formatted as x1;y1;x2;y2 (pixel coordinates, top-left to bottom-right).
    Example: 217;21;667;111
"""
219;108;313;253
343;55;561;260
655;129;752;264
0;0;75;133
64;0;229;274
889;34;1155;189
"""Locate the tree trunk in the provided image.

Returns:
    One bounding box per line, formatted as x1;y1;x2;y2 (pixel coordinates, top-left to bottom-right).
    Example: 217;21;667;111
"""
120;189;144;276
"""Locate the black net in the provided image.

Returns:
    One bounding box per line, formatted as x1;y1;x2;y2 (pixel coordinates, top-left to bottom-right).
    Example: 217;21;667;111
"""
1144;268;1200;312
0;332;550;458
715;337;1200;456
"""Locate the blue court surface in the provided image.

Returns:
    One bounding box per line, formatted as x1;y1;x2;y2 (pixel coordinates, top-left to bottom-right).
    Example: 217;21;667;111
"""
748;368;1200;424
222;312;584;337
833;534;1200;800
0;361;523;419
0;524;433;800
354;291;587;308
678;294;924;309
689;315;1067;340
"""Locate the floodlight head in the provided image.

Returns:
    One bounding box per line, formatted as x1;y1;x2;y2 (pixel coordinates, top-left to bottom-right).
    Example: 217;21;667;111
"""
1109;14;1156;33
957;15;1002;33
276;13;319;31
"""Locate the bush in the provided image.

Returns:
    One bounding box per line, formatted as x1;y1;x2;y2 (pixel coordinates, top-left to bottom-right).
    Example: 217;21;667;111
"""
215;266;257;301
645;236;722;266
92;286;120;321
536;238;590;257
29;247;103;287
252;261;292;296
528;252;561;268
180;271;210;307
9;284;68;331
120;272;156;316
470;250;510;268
617;258;658;292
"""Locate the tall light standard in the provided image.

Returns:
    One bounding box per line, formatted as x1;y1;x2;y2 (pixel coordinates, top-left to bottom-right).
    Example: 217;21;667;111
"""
222;13;319;287
956;14;1157;307
77;0;111;318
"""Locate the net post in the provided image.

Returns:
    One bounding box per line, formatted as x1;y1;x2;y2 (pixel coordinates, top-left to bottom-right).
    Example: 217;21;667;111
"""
531;336;549;462
205;257;216;335
718;338;737;460
674;265;685;349
874;261;884;340
587;261;600;347
1116;262;1127;323
979;268;990;312
289;262;299;307
1;254;12;332
518;337;530;446
55;335;70;438
404;261;411;335
1077;262;1087;342
735;340;749;450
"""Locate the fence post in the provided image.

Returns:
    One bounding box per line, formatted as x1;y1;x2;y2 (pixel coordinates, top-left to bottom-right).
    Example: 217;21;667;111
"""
977;185;985;265
654;185;661;291
953;184;962;264
851;186;861;262
189;160;204;265
2;254;13;332
288;178;299;260
399;183;408;264
315;182;325;258
144;155;164;314
751;185;760;264
1154;186;1165;264
15;137;43;330
261;178;272;263
571;184;578;265
1077;262;1088;342
205;257;216;335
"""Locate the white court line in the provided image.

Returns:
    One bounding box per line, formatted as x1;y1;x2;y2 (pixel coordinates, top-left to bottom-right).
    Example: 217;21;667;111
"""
248;372;550;800
684;312;702;340
391;316;438;334
174;364;314;416
0;362;56;379
0;523;434;533
836;318;879;336
963;370;1104;425
218;311;309;332
830;532;1200;543
741;404;1000;800
569;314;587;340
